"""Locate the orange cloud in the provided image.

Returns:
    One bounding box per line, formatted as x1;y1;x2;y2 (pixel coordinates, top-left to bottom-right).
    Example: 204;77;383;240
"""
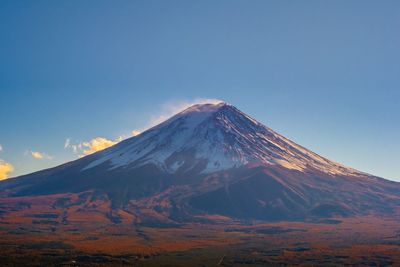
131;130;141;136
0;160;14;180
29;151;52;160
82;137;117;155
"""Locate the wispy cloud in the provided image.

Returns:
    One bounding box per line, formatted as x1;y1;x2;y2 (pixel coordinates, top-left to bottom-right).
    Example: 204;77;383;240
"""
0;160;14;180
0;144;3;152
29;150;53;160
132;98;223;133
64;138;82;154
64;138;71;149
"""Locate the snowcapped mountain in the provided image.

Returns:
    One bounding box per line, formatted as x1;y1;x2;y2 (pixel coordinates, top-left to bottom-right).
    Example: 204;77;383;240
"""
0;102;399;222
83;102;362;176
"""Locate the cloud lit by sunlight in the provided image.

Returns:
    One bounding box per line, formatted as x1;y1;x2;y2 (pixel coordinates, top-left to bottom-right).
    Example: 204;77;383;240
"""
29;151;52;160
131;130;141;136
31;151;43;159
82;137;117;155
65;137;119;157
0;160;14;180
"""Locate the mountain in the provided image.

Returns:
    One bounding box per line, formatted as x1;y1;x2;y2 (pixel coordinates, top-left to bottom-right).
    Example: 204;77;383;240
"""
1;102;399;223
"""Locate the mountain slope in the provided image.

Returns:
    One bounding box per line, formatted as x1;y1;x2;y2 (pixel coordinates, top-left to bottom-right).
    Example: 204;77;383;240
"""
0;102;399;222
83;102;364;176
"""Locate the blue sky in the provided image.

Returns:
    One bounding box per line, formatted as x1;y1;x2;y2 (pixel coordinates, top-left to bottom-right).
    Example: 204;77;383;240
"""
0;0;399;181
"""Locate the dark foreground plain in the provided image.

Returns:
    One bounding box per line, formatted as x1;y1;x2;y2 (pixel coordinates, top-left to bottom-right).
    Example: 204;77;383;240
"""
0;194;399;266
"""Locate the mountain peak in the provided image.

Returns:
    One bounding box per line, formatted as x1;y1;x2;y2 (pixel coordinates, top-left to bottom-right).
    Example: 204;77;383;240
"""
178;101;230;117
83;102;363;177
172;101;259;129
184;101;228;110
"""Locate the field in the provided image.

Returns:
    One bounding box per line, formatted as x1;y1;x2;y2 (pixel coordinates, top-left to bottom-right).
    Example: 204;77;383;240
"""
0;194;399;266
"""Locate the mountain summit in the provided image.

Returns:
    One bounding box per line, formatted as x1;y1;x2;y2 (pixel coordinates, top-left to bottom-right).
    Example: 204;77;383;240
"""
84;102;361;176
1;102;399;222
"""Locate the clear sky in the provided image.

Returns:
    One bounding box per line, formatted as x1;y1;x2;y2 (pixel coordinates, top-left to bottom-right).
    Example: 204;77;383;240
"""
0;0;399;181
